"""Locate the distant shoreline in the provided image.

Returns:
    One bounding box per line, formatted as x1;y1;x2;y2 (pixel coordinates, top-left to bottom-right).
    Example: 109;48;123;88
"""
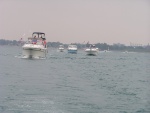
0;45;150;53
0;39;150;53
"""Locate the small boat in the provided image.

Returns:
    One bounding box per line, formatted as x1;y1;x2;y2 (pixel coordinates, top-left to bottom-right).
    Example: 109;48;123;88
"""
68;44;77;54
85;44;98;56
103;47;110;52
58;45;64;52
124;51;128;53
22;32;48;59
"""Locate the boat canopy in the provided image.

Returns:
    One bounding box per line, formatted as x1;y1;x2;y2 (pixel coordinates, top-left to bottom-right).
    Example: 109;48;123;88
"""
32;32;46;39
32;32;45;35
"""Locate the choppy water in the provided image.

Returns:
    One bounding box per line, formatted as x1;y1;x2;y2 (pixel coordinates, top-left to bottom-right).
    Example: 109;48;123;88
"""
0;46;150;113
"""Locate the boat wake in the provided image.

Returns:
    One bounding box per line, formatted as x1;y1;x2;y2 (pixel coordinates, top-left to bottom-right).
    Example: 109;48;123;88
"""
15;55;46;60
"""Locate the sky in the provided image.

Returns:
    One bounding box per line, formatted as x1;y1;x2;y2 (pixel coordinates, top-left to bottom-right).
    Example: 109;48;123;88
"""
0;0;150;45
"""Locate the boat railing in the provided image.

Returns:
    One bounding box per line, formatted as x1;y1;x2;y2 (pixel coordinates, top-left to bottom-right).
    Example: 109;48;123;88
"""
25;38;46;46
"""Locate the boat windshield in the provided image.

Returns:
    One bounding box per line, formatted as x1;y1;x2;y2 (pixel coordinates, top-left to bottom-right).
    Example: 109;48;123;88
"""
90;45;96;48
26;37;44;45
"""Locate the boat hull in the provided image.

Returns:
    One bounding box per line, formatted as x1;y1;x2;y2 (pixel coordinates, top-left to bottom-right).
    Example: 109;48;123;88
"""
85;49;98;56
58;48;64;52
68;49;77;54
22;44;47;59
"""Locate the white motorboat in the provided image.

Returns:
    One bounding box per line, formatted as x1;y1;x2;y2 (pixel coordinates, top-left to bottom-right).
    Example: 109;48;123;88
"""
68;44;77;54
22;32;48;59
85;45;98;56
58;45;64;52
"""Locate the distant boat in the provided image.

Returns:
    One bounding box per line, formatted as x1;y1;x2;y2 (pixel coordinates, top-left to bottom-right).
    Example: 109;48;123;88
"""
58;45;64;52
22;32;48;59
104;47;109;52
85;44;98;56
68;44;77;54
124;51;128;53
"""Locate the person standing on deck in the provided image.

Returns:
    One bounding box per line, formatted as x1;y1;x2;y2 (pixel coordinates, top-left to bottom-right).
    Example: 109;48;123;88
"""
32;36;37;44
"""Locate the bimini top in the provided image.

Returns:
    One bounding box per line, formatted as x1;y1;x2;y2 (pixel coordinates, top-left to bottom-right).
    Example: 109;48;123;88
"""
32;32;46;39
32;32;45;35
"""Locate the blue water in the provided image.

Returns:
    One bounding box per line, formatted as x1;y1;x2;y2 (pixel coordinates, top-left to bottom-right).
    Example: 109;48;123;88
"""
0;46;150;113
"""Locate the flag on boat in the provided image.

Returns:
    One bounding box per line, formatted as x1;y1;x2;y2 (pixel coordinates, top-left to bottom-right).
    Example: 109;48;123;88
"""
18;38;24;45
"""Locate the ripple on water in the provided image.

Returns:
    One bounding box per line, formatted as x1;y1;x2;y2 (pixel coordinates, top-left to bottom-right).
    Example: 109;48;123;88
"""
0;48;150;113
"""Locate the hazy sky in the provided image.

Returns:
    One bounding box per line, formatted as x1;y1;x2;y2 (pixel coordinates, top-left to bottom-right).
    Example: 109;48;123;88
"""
0;0;150;45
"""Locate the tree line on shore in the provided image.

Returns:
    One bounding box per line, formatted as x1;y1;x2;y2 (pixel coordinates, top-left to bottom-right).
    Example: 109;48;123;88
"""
0;39;150;52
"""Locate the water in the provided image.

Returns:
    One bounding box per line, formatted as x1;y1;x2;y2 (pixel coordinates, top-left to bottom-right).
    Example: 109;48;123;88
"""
0;46;150;113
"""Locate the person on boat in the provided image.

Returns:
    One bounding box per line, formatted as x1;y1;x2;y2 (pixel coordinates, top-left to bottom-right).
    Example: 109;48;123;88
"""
32;36;37;44
40;36;43;39
43;39;47;48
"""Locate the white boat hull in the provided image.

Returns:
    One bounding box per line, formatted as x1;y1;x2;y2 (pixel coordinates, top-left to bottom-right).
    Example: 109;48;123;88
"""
58;48;64;52
85;49;98;56
22;44;47;59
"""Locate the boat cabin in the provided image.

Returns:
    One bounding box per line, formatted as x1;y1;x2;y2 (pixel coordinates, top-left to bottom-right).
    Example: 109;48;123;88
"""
27;32;47;46
90;45;96;48
68;45;77;48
